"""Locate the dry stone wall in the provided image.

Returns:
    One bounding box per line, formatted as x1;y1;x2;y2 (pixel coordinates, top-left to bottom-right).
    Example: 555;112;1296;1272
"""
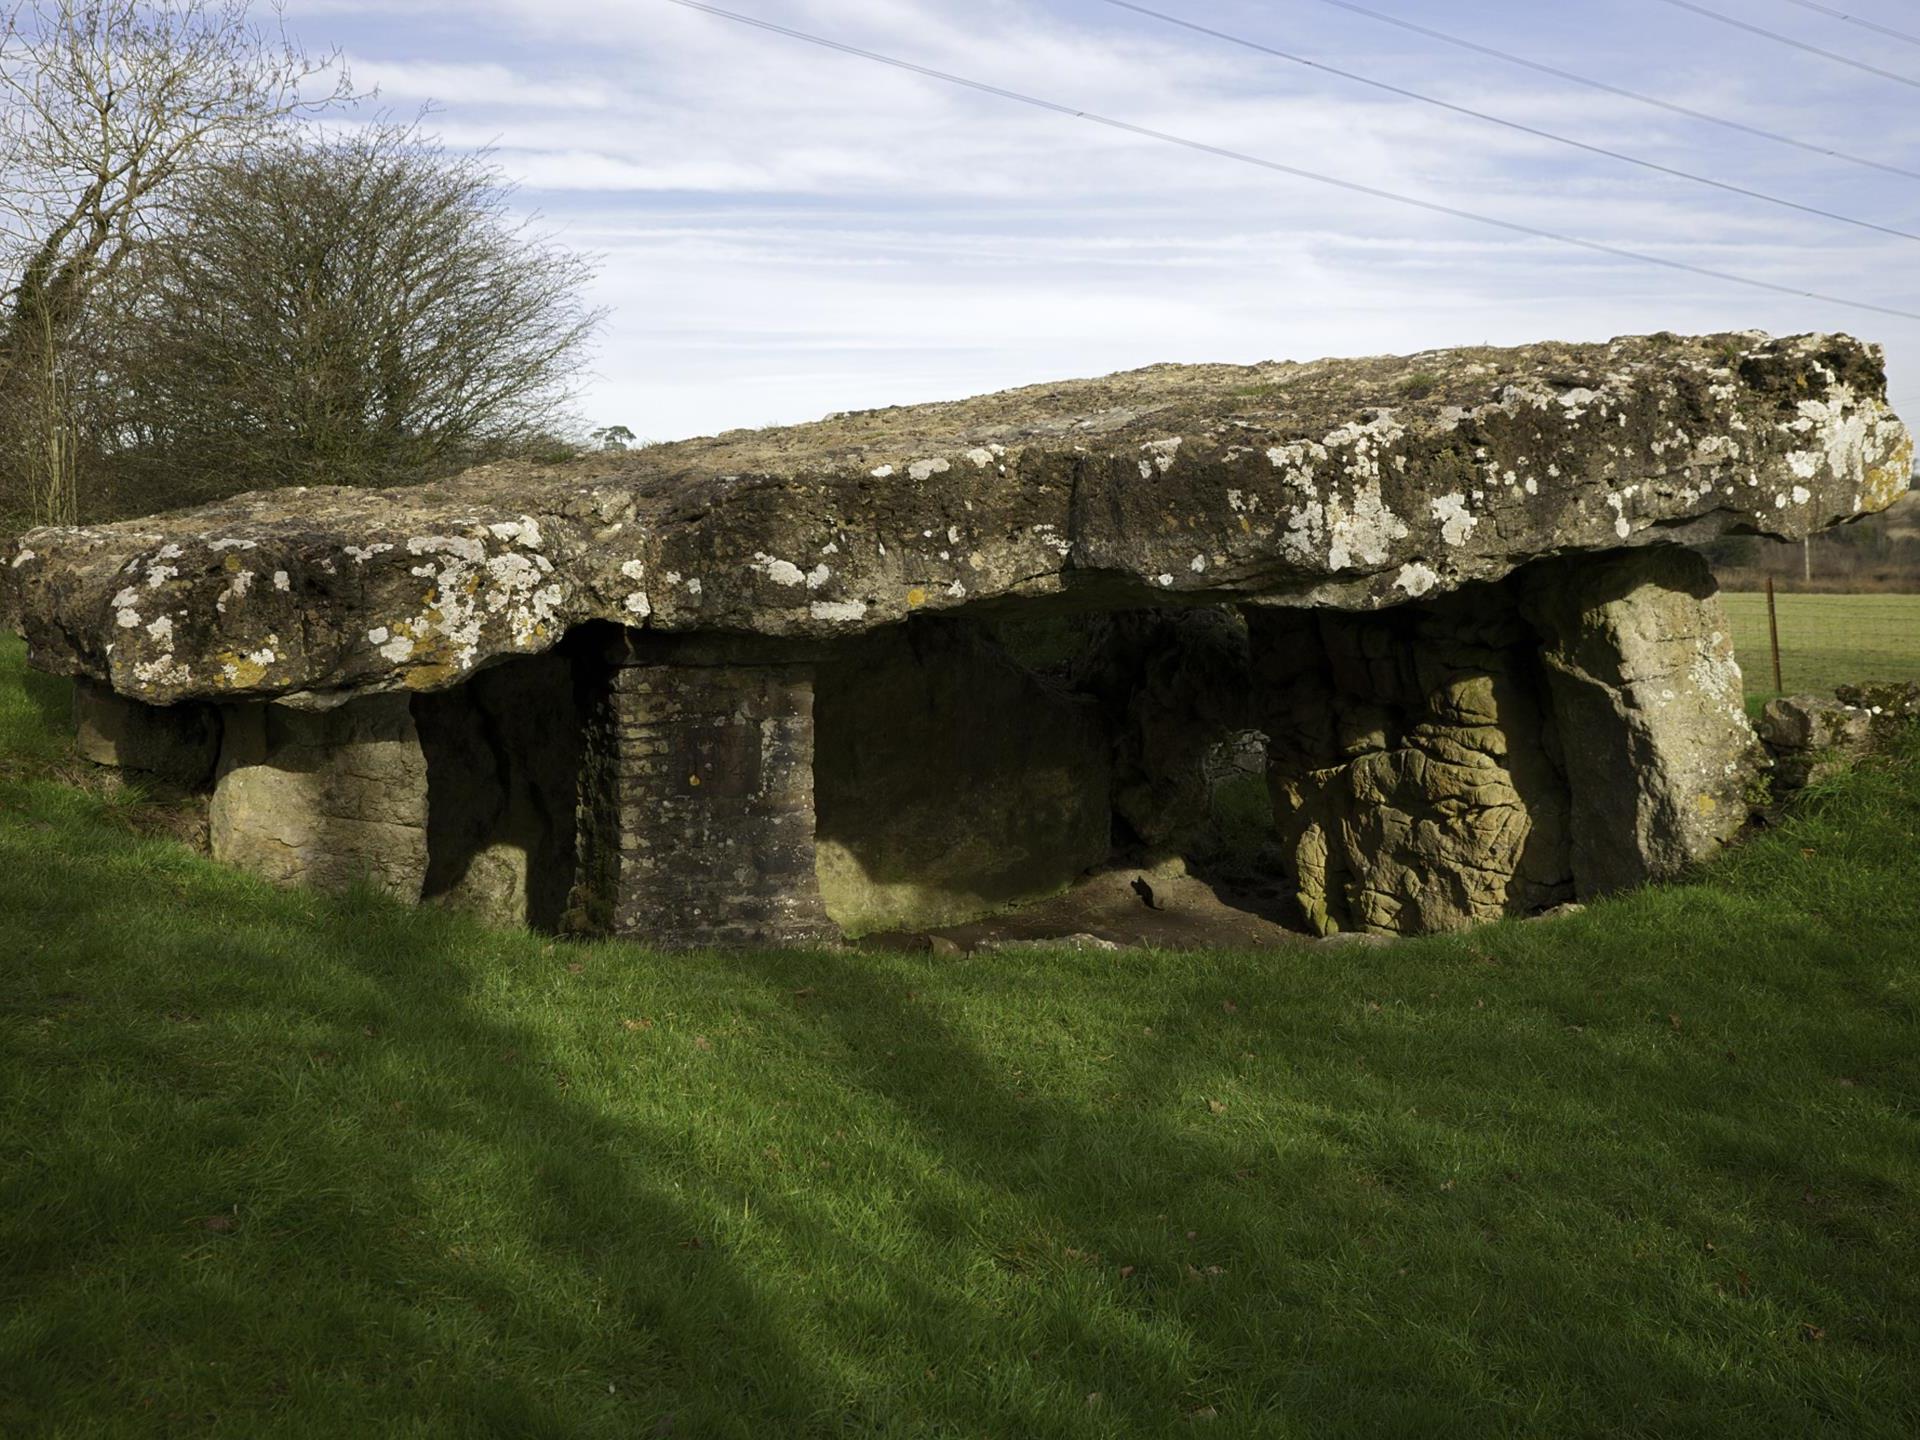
578;638;837;948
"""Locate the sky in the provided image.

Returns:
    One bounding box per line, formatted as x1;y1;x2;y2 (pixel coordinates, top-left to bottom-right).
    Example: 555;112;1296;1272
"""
282;0;1920;442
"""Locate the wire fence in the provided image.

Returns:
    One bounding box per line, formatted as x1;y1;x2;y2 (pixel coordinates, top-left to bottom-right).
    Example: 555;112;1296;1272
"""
1718;590;1920;703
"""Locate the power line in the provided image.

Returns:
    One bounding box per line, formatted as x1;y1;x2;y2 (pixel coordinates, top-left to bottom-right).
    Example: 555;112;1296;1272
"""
1778;0;1920;50
1306;0;1920;184
658;0;1920;323
1650;0;1920;89
1100;0;1920;245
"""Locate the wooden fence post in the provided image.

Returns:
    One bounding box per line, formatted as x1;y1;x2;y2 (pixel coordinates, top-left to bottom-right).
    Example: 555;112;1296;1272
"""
1765;575;1784;695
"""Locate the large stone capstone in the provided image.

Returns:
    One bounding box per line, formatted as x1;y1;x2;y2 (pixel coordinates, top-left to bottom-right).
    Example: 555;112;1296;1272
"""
5;330;1907;709
4;331;1910;945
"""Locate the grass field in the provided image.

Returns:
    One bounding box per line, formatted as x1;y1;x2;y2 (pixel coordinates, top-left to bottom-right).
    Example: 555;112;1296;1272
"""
1721;592;1920;705
4;634;1920;1437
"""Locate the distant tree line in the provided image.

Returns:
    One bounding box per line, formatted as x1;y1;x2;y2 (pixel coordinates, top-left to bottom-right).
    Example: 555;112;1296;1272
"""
1;0;603;532
1697;481;1920;593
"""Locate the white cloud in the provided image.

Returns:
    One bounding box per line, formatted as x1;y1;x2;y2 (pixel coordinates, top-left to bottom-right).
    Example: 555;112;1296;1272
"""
281;0;1920;438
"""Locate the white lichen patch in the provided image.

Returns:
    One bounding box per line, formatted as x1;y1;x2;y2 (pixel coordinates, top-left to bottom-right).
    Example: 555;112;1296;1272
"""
1030;524;1072;558
908;458;950;481
207;538;256;552
9;548;33;568
272;571;290;592
804;563;831;590
406;535;487;564
344;543;394;563
870;464;895;478
1394;561;1439;597
1791;485;1811;505
1141;437;1183;475
752;553;807;587
131;655;192;688
487;518;544;548
1326;481;1411;570
1429;493;1476;546
966;448;994;468
215;569;255;615
144;563;178;589
809;598;868;622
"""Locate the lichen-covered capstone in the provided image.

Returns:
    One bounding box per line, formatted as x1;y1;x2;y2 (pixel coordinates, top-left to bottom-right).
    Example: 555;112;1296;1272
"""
4;331;1907;709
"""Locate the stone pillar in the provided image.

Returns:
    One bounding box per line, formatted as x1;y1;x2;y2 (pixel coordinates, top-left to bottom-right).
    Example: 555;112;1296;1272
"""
1246;586;1573;937
72;679;219;788
1519;545;1765;897
581;637;836;948
209;693;429;898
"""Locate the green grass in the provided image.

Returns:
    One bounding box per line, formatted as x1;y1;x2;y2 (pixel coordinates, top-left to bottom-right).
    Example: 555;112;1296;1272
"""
4;634;1920;1437
1722;592;1920;707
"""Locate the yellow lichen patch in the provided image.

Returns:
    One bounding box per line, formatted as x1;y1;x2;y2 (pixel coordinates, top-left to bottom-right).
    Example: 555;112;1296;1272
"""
217;652;270;688
906;586;928;607
403;661;461;690
1864;430;1915;513
1694;792;1719;814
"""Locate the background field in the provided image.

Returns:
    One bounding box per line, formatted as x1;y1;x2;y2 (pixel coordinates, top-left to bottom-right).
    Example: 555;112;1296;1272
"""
1720;592;1920;706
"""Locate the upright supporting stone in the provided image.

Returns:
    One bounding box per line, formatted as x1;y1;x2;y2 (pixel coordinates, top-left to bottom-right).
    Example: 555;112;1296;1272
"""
1247;585;1573;937
581;637;836;948
72;678;219;788
209;693;429;898
1519;546;1764;896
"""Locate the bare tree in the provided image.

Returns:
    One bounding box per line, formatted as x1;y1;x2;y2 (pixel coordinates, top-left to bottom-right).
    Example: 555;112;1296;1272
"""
0;0;346;525
103;120;604;503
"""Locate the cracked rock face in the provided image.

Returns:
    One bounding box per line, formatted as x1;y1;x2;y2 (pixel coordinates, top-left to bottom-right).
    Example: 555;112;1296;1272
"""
4;330;1910;708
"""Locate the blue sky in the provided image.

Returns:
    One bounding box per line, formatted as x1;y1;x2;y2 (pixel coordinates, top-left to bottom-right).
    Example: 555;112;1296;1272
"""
285;0;1920;441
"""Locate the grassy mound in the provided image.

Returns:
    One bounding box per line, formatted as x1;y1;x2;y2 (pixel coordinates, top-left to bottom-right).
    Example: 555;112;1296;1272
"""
3;636;1918;1437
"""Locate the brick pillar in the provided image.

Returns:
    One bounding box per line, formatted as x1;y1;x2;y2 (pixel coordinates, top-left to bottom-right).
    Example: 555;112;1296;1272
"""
582;637;837;948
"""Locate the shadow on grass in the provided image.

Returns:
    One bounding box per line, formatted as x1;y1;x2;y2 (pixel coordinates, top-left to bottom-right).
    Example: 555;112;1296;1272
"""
4;745;1919;1435
16;659;70;739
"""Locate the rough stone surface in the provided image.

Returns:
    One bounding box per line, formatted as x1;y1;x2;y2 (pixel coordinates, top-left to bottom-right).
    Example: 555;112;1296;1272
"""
578;641;836;948
813;621;1112;935
209;693;429;898
1519;546;1763;896
5;332;1908;709
72;678;219;787
1250;585;1573;936
1758;681;1920;790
